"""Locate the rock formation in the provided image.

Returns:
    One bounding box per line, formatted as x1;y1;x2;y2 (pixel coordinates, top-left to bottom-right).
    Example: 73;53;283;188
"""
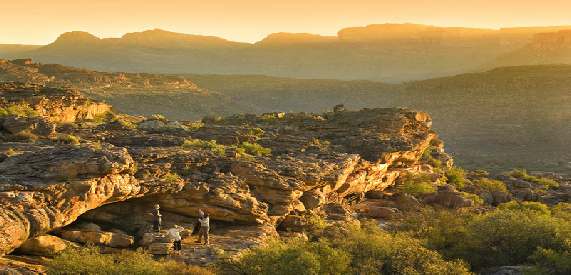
0;83;444;257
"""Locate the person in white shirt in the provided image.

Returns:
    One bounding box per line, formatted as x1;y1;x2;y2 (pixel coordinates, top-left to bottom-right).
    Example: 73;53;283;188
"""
198;212;210;245
167;225;184;253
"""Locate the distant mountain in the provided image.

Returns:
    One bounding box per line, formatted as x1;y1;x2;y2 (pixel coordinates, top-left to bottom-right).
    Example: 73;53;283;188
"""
0;44;42;58
492;30;571;67
4;24;571;82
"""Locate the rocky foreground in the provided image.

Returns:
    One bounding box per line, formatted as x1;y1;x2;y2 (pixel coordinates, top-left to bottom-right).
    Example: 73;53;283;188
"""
0;82;451;266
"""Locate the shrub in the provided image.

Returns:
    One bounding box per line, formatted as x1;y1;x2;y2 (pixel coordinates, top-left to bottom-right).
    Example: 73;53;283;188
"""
473;178;508;194
227;222;470;275
530;247;571;275
182;138;226;156
111;116;137;129
498;201;551;215
239;142;271;157
90;111;114;124
226;238;351;275
0;103;39;117
331;221;471;275
460;192;484;205
421;147;442;168
53;134;81;145
508;169;559;189
161;172;183;184
397;173;437;196
552;203;571;220
396;204;571;271
47;246;213;275
445;167;467;189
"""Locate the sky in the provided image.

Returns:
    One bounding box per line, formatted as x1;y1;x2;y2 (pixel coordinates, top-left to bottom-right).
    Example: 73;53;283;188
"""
2;0;571;45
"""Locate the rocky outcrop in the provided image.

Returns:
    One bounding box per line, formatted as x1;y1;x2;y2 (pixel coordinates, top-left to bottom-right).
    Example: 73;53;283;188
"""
14;235;70;256
0;143;183;255
0;82;110;123
0;83;443;256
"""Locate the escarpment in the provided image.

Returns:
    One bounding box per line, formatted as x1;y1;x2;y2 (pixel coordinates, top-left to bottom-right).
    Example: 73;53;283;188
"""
0;83;448;256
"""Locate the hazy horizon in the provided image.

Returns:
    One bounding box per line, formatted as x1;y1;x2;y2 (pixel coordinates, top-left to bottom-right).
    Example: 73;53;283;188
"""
3;0;571;45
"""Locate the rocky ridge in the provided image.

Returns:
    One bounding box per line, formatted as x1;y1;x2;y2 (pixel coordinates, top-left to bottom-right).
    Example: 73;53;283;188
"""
0;82;446;258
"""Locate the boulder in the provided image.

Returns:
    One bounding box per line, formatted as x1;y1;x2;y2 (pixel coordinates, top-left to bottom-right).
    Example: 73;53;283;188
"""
424;188;474;209
14;235;68;256
148;242;172;255
1;116;54;136
59;230;134;248
300;190;326;210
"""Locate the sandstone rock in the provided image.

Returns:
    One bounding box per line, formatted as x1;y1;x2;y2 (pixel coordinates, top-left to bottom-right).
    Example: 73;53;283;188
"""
0;83;445;257
1;116;54;136
424;185;473;209
357;205;399;219
148;242;172;255
484;266;530;275
14;235;68;256
60;230;133;248
300;190;326;210
0;143;183;255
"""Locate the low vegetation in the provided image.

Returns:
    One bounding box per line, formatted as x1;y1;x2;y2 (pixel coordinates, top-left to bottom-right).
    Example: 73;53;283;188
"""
47;246;213;275
161;172;183;184
445;167;466;189
238;142;271;157
224;221;470;275
0;102;39;117
182;138;226;156
398;201;571;272
507;169;559;189
397;173;437;196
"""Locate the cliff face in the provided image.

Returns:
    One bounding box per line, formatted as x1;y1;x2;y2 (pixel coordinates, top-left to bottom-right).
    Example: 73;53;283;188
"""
0;83;447;256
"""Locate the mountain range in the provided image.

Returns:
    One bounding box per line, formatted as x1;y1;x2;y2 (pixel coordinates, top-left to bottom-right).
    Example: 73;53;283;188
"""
3;23;571;82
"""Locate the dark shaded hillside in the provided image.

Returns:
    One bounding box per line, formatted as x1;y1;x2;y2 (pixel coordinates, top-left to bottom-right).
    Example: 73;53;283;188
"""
402;65;571;172
5;24;571;82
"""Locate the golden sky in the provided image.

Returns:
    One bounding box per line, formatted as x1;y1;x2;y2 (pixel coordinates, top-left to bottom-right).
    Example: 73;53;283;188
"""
2;0;571;44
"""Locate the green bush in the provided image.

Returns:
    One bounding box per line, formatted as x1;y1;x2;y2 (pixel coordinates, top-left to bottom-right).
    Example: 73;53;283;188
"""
182;138;226;156
332;221;471;274
161;172;183;184
445;167;467;189
508;169;559;189
47;246;213;275
227;238;351;275
498;201;551;215
0;103;39;117
529;247;571;275
421;147;442;168
239;142;272;157
397;173;437;196
53;134;81;145
398;203;571;271
473;178;508;194
227;221;471;275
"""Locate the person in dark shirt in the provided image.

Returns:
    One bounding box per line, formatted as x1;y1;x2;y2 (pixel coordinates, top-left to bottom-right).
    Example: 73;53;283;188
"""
152;204;162;232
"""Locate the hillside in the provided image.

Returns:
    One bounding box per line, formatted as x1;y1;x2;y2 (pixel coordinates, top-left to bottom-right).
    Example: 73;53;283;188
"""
3;24;571;82
492;30;571;67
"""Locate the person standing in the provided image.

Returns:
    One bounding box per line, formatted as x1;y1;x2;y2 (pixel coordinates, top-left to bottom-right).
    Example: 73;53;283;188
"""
152;204;162;232
167;225;184;254
198;212;210;245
